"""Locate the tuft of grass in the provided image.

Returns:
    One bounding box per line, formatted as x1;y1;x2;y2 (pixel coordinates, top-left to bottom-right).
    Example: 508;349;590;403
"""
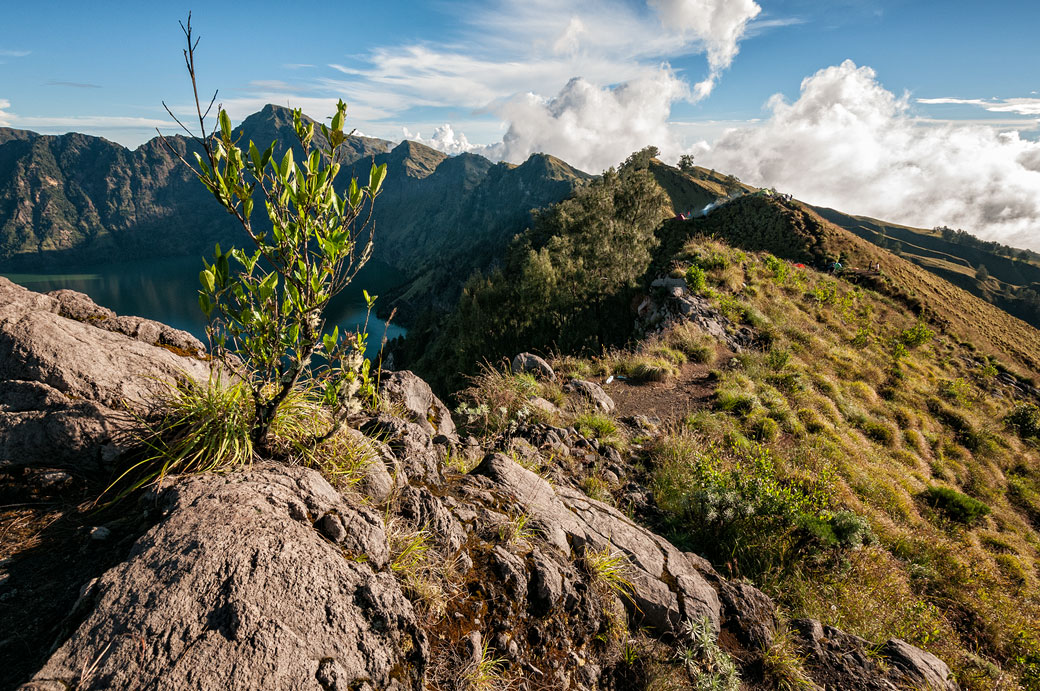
584;545;635;600
922;486;991;525
617;356;679;382
104;375;254;501
668;322;716;364
461;641;506;691
497;512;536;548
761;626;813;690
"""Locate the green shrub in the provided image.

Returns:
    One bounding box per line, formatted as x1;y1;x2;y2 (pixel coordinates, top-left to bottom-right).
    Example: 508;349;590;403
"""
676;616;740;691
851;326;872;349
922;486;991;525
763;254;791;284
686;265;707;292
899;322;934;348
1007;403;1040;439
766;346;791;371
938;378;972;405
168;22;387;448
797;510;876;550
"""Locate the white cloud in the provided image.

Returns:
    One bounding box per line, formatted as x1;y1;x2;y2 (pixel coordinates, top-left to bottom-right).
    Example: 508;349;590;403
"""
0;49;30;58
919;96;1040;116
649;0;761;98
280;0;764;165
488;71;692;173
402;123;474;156
703;60;1040;249
15;114;171;130
0;99;11;127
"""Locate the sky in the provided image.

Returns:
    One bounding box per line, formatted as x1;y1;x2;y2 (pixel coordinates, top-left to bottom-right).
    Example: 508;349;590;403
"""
3;1;1040;247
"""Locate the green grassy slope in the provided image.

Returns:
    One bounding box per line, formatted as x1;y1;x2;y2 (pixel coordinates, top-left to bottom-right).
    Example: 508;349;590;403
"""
814;206;1040;329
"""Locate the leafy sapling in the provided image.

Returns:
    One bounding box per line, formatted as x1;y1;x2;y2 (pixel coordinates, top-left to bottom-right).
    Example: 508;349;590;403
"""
160;15;387;450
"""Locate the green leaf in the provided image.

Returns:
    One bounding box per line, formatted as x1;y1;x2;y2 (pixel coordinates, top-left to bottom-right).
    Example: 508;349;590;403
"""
216;254;230;287
280;148;294;180
259;272;278;301
368;163;387;195
348;178;362;209
249;141;262;173
198;292;213;318
219;110;232;141
199;268;216;293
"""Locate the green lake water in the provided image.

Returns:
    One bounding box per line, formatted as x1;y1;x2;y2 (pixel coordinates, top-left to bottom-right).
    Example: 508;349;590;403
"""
2;255;407;357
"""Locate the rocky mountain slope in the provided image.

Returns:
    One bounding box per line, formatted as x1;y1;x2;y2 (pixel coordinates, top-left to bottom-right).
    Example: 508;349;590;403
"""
0;105;588;322
0;257;960;688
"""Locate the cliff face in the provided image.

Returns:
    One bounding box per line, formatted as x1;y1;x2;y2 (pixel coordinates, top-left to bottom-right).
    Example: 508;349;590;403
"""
0;281;957;690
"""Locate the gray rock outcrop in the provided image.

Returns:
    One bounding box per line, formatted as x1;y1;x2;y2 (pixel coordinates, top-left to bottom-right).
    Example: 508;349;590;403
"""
18;464;426;691
378;369;456;440
0;277;211;470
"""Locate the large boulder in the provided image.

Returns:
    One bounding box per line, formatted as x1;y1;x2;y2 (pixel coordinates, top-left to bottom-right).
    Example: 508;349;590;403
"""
792;619;958;691
471;453;719;634
378;370;456;441
512;352;555;380
18;464;426;691
0;278;211;470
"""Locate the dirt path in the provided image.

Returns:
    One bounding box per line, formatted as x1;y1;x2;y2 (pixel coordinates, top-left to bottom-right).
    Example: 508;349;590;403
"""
601;359;719;424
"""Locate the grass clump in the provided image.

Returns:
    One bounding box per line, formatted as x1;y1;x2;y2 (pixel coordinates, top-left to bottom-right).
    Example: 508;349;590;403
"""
461;641;506;690
584;546;635;600
619;356;680;382
761;627;813;690
668;323;716;364
922;486;991;525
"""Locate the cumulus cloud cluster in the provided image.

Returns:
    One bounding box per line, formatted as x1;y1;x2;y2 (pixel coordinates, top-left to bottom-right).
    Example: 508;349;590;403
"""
703;60;1040;248
401;124;475;156
0;99;11;127
311;0;762;172
486;72;691;173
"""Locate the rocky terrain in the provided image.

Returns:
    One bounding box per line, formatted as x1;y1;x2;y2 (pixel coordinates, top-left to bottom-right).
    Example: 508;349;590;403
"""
0;275;960;688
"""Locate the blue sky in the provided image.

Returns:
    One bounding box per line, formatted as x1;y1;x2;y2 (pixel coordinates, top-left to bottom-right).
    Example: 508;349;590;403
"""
3;1;1040;246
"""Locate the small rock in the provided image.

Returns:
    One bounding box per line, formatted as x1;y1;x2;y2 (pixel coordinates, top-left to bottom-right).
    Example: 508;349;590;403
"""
318;513;348;543
563;380;615;413
512;353;556;380
467;631;483;666
527;396;559;417
89;526;112;541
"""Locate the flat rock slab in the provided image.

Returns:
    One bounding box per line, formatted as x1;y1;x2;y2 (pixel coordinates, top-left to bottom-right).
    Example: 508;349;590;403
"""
19;464;426;691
